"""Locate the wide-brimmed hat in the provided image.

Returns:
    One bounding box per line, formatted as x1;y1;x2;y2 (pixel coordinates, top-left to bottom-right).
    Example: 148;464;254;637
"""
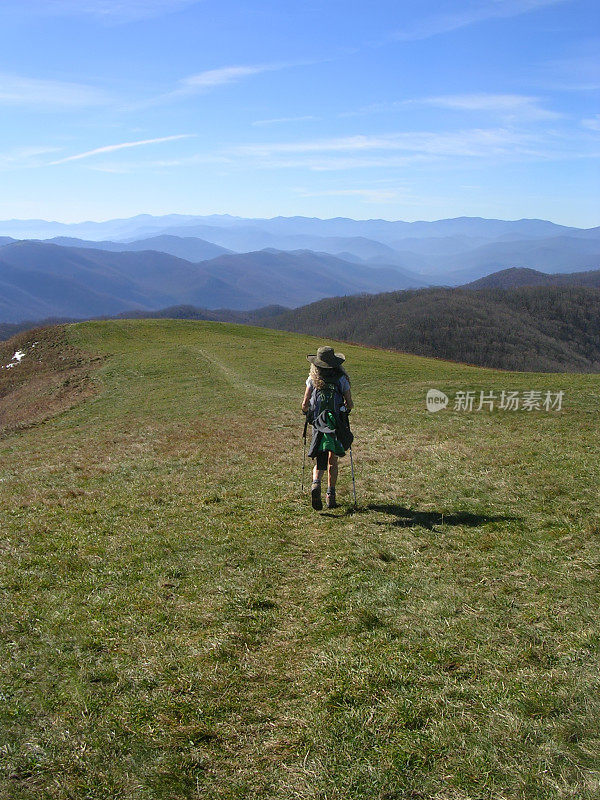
307;346;346;369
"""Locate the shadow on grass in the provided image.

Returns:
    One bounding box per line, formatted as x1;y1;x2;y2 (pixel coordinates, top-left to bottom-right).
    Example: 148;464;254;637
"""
367;504;519;531
318;503;368;518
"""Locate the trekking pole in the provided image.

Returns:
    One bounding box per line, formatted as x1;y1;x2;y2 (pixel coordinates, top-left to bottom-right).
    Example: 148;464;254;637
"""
349;446;357;507
301;414;308;493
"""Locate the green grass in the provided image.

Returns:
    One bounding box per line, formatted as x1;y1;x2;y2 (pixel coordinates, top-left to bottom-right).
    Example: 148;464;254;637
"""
1;318;599;799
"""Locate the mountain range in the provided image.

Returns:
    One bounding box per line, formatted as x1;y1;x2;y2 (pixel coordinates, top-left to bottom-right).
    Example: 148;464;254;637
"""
2;213;596;244
0;239;422;323
0;214;598;325
1;215;598;280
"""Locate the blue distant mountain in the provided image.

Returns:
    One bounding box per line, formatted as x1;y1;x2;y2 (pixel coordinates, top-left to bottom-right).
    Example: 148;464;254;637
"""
0;240;423;323
0;214;597;279
47;234;232;262
1;215;598;323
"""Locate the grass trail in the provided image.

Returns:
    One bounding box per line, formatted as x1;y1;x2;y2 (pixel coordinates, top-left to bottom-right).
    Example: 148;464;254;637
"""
0;319;599;799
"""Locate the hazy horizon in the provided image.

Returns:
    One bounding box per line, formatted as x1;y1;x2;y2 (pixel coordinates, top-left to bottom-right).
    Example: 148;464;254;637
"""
1;211;597;229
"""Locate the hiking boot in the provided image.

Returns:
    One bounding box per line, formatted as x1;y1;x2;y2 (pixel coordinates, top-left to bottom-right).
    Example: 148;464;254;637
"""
326;488;337;509
311;480;323;511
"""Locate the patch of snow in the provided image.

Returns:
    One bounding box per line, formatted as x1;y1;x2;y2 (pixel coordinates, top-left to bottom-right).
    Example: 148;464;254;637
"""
2;349;26;369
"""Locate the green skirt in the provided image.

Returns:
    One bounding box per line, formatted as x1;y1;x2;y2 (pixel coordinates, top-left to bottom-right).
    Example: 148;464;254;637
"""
317;411;345;456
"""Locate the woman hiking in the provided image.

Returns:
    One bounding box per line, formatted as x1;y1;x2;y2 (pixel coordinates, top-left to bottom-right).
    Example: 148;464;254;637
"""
301;346;354;510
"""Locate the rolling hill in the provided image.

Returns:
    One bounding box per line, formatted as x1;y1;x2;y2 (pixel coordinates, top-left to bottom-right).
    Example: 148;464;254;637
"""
463;266;600;289
255;285;600;372
147;224;411;262
0;319;598;799
0;240;254;321
0;240;421;322
48;234;232;262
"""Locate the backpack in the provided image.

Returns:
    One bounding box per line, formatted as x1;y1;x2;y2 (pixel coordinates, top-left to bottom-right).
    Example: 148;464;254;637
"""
309;378;346;420
309;378;354;450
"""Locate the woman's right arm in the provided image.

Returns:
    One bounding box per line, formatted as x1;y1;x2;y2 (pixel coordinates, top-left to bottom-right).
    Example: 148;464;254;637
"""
302;385;312;413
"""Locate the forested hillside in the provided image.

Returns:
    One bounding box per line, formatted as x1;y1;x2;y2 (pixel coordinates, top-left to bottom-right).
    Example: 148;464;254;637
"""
257;287;600;372
465;267;600;289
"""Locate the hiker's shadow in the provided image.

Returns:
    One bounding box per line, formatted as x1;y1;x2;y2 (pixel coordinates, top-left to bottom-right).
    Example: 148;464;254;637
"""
367;504;519;531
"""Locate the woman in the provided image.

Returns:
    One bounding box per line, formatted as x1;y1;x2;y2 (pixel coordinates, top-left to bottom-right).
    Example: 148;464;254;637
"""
301;346;354;510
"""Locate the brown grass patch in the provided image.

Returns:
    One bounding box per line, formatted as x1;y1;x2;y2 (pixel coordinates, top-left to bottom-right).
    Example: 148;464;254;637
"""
0;325;103;435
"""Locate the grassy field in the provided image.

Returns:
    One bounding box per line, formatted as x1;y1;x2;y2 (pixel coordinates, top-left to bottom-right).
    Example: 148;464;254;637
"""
0;319;599;800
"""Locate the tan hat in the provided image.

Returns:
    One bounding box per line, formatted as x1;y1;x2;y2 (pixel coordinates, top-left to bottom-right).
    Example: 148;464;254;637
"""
307;346;346;369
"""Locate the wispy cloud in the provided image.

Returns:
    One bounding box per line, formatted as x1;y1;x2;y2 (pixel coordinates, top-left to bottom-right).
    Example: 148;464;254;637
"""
339;94;561;122
137;57;324;108
85;152;229;173
413;93;562;120
173;65;271;96
394;0;570;41
0;145;62;171
337;101;403;119
541;47;600;91
582;115;600;132
227;126;596;171
252;115;319;127
50;134;195;165
134;63;284;108
233;129;540;157
6;1;200;23
295;187;401;203
0;73;109;108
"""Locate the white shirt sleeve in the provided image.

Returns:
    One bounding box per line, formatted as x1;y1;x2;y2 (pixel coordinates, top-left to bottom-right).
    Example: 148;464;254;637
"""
306;376;313;389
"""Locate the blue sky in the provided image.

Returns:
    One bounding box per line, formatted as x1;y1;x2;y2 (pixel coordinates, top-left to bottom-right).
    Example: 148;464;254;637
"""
1;0;598;226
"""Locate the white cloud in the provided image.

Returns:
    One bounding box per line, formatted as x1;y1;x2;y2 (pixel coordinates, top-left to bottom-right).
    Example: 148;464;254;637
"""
542;48;600;91
414;93;562;120
340;94;562;122
227;126;597;171
139;57;324;108
394;0;570;41
252;115;319;127
85;152;230;172
296;188;402;203
0;74;109;108
338;102;403;119
0;145;62;171
175;65;270;95
582;115;600;131
50;134;195;165
233;129;541;157
262;155;432;172
6;1;200;23
134;63;284;108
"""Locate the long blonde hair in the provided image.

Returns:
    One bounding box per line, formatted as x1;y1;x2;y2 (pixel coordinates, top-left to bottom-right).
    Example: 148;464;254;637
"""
310;363;349;391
